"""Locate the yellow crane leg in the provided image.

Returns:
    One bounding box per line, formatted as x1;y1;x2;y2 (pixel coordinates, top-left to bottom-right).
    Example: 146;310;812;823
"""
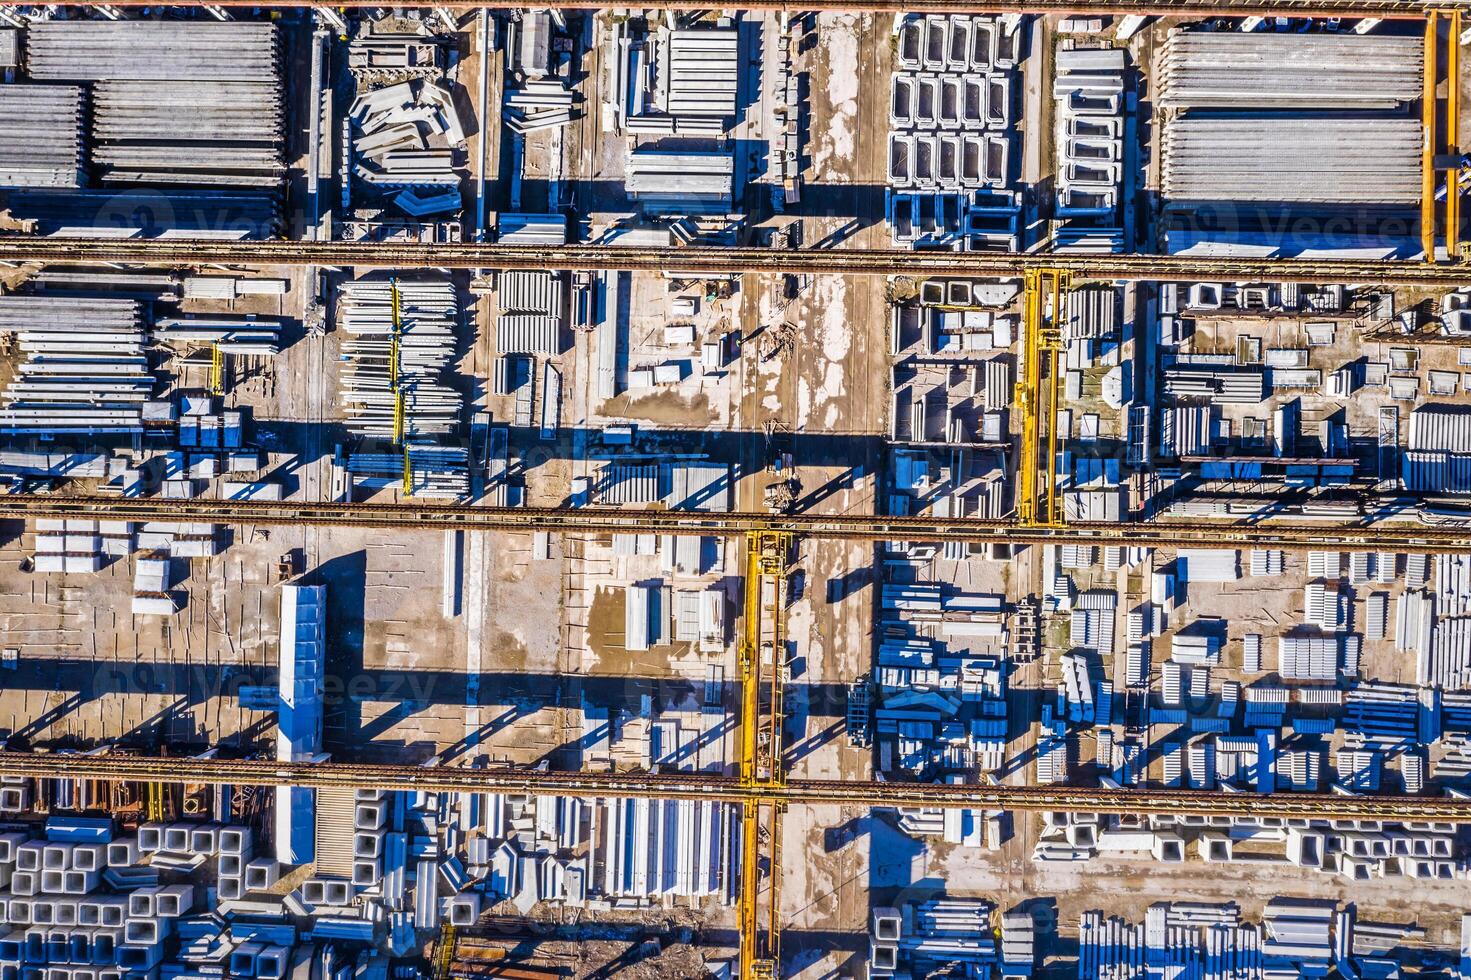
1449;9;1462;259
1016;271;1043;526
738;799;762;979
1425;12;1440;262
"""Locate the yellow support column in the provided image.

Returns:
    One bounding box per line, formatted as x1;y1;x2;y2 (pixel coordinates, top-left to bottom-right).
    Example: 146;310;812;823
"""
737;530;790;980
209;342;225;396
1015;271;1043;526
1449;10;1462;259
1017;270;1070;528
1425;12;1440;262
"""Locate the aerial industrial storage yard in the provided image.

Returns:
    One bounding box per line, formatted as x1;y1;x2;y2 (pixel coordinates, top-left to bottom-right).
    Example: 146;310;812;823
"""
0;1;1466;978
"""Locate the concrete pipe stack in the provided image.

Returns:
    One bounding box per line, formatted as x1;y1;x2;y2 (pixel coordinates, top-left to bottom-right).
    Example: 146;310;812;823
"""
337;278;462;441
1052;48;1127;252
0;296;153;436
0;85;85;189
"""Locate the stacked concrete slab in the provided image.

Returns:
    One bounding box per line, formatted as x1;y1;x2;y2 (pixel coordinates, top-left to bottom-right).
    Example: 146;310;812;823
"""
350;79;467;212
0;297;152;437
1052;48;1126;252
1162;115;1420;206
625;148;734;215
25;22;279;81
336;277;467;497
659;27;739;121
1158;32;1423;110
337;278;462;441
25;22;284;191
868;898;996;977
89;81;282;188
6;188;280;239
1157;28;1422;251
612;23;738;135
4;22;282;236
887;14;1021;248
496;270;565;355
0;85;85;189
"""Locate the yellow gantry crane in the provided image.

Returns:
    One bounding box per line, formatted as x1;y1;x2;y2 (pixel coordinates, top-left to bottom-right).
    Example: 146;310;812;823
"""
1015;269;1071;528
738;529;791;980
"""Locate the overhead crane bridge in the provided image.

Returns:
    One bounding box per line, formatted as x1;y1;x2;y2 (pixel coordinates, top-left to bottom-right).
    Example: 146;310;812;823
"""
1;239;1469;285
9;751;1471;823
6;492;1471;552
0;0;1451;12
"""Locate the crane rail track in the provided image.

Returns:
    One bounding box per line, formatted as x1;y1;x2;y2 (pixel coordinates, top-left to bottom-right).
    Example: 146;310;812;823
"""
1;239;1468;286
0;0;1441;14
8;493;1471;551
6;752;1471;822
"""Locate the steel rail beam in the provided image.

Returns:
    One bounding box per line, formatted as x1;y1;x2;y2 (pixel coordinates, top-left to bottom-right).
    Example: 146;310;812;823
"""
4;753;1470;822
0;1;1437;15
5;493;1471;552
1;239;1469;286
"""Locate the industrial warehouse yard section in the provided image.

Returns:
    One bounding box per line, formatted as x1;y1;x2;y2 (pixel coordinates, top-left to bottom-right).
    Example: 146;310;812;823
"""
0;4;1467;980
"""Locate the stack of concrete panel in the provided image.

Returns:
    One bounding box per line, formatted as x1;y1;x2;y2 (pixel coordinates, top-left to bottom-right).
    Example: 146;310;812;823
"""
348;32;443;78
26;22;280;80
660;27;739;120
130;556;173;615
887;13;1021;248
0;296;153;436
0;85;85;189
1157;29;1422;253
503;79;579;133
1162;115;1420;206
153;317;283;356
1158;33;1423;110
614;24;738;135
90;81;283;188
598;797;732;900
625;148;734;214
351;79;466;203
497;212;568;245
496;270;565;355
32;518;105;574
1052;48;1125;252
1404;404;1471;494
26;22;284;191
337;278;462;440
